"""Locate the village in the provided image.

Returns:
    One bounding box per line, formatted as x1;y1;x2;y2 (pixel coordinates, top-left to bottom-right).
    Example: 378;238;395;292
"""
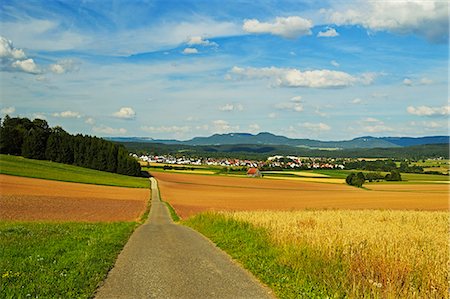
133;153;346;170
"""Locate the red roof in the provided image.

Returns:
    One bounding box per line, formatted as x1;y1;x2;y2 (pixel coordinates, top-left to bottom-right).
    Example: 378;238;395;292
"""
247;168;259;174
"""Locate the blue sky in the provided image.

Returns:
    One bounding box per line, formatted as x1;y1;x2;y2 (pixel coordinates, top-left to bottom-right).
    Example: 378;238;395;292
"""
0;0;448;140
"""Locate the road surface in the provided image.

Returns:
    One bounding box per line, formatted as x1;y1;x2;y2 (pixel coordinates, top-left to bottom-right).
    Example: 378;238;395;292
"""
95;178;274;299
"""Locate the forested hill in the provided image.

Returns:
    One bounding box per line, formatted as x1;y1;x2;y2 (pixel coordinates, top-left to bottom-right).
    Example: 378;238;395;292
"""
0;115;141;176
108;133;449;149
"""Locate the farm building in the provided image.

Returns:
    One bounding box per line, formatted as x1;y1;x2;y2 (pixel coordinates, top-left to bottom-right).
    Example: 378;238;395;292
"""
247;167;262;177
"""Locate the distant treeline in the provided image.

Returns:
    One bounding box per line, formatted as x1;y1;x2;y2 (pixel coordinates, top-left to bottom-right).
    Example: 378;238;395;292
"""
0;115;141;176
344;160;425;173
117;141;449;160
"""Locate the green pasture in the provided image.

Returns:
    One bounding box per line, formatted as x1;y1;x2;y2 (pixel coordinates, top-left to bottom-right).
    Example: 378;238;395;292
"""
0;155;149;188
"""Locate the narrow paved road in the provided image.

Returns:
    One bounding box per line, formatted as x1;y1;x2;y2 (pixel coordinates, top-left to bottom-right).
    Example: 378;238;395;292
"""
95;178;274;299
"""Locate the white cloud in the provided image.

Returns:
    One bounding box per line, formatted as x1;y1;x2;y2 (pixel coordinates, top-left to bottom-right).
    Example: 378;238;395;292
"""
229;66;375;88
182;47;198;54
276;96;304;112
0;36;25;59
330;60;339;67
420;77;433;85
141;125;190;133
219;103;244;112
85;117;95;125
113;107;136;119
93;125;127;135
243;16;313;39
363;125;394;133
327;0;449;43
52;111;81;118
50;59;76;74
212;120;239;133
1;106;15;114
351;98;362;104
187;36;217;47
403;78;413;86
248;123;260;132
300;122;331;131
268;112;277;119
364;117;380;123
360;117;393;133
317;28;339;37
32;113;46;120
407;105;450;116
12;58;40;74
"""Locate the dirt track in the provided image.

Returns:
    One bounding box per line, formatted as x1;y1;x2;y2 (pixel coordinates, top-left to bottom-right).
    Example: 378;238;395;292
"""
153;172;449;218
0;175;150;222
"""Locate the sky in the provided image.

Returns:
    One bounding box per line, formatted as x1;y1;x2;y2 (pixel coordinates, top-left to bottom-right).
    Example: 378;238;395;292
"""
0;0;448;140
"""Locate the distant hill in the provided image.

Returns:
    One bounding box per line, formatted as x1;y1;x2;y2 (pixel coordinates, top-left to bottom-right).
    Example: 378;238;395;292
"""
106;133;449;149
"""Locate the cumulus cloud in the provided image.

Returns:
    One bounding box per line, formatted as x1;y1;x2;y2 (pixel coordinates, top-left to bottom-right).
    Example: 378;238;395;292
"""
1;106;15;114
351;98;362;104
182;47;198;54
407;105;450;116
403;78;413;86
219;103;244;112
187;36;218;47
276;96;304;112
360;117;393;133
300;122;331;131
113;107;136;119
327;0;449;43
317;27;339;37
52;110;81;118
85;117;95;125
243;16;313;38
330;60;339;67
141;125;190;133
0;36;42;74
0;36;25;59
229;66;375;88
420;77;433;85
50;59;76;74
248;123;260;132
12;58;40;74
212;120;239;133
93;125;127;135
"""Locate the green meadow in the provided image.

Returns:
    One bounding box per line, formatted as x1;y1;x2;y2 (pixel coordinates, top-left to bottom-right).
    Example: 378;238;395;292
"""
0;154;149;188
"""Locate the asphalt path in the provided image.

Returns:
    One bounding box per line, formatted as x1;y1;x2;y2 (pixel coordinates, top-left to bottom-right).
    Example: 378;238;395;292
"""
95;177;274;299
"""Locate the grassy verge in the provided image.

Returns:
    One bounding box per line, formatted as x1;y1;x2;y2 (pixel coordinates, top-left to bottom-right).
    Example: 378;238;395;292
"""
0;155;149;188
0;221;136;298
184;210;448;298
164;202;180;222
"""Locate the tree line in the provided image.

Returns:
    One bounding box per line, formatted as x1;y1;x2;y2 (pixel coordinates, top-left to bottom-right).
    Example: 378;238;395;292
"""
0;115;141;176
346;170;402;187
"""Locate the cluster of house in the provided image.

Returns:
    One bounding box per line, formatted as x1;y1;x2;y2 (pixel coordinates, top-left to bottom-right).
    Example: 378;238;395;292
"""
134;154;260;168
134;154;345;170
266;155;345;170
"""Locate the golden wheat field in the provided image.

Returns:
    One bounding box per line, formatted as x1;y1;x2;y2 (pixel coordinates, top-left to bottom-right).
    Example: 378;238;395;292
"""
222;210;449;298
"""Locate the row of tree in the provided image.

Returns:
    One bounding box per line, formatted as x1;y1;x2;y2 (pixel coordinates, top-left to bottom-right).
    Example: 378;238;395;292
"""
0;115;141;176
344;159;424;173
346;170;402;187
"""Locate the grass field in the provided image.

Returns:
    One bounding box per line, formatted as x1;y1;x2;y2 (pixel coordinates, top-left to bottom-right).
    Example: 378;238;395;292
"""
0;221;136;298
185;210;449;298
0;155;149;188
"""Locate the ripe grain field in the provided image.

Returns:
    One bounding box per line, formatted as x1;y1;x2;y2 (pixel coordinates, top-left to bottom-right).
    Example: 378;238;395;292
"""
185;210;449;298
153;172;448;218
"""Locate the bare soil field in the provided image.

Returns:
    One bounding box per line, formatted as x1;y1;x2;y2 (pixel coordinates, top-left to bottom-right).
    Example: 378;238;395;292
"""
0;175;150;222
153;172;449;218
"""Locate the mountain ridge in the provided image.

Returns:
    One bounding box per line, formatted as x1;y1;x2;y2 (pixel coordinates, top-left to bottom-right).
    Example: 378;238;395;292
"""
106;133;449;149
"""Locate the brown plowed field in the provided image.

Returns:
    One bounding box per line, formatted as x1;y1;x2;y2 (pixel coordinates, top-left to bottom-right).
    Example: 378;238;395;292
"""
0;174;150;222
153;172;449;219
